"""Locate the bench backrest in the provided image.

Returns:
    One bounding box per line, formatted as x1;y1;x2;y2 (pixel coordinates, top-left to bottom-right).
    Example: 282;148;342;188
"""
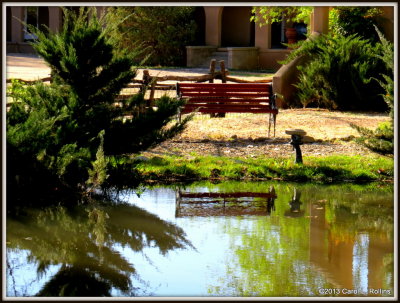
177;83;277;114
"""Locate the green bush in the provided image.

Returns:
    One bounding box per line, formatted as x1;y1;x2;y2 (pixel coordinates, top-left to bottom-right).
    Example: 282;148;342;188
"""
350;28;394;155
282;33;387;110
106;7;198;66
373;27;394;121
7;8;189;195
351;122;393;155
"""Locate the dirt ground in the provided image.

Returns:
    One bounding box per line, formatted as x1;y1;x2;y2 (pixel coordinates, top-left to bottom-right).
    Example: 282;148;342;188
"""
143;110;389;159
6;54;390;159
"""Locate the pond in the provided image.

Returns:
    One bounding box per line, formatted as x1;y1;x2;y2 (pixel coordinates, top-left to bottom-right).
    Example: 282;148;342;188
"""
6;181;394;298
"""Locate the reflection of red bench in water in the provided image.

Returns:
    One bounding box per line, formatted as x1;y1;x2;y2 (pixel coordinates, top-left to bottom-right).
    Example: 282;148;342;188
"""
175;187;277;217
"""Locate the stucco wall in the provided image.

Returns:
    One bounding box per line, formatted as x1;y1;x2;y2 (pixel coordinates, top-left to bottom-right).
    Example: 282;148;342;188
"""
227;47;259;70
259;49;291;71
186;46;217;67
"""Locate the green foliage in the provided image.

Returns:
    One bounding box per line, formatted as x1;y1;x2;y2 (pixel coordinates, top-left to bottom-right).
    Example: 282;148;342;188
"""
329;7;384;43
281;33;387;110
136;154;394;184
373;26;394;121
7;80;93;187
7;7;188;194
351;122;394;155
87;131;109;189
350;28;394;155
251;6;313;26
106;7;198;66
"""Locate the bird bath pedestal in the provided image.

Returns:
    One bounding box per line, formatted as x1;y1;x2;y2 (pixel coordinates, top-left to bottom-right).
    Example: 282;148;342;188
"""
285;129;307;164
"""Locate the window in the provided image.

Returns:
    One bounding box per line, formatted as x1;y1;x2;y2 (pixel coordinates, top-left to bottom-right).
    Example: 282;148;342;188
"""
294;22;307;41
24;7;38;40
270;16;308;49
270;14;287;49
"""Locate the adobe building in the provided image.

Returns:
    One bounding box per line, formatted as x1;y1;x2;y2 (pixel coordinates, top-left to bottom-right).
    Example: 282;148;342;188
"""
187;6;394;71
6;6;106;53
185;6;394;107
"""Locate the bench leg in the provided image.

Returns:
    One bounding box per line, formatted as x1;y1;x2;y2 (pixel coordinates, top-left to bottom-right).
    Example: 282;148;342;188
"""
177;108;182;123
268;113;277;137
268;114;272;138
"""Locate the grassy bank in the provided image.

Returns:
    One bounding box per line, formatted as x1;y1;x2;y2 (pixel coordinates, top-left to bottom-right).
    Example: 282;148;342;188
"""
134;154;394;184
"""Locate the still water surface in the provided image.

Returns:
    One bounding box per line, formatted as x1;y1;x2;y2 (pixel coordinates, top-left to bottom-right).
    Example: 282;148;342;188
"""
6;181;394;297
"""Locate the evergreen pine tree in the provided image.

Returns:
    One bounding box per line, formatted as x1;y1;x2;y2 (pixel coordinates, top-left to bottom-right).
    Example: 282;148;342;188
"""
7;7;189;196
350;27;394;155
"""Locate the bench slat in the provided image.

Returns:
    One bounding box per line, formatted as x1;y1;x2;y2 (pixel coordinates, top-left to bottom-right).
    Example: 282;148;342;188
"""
178;83;271;89
180;88;270;93
181;108;278;114
184;104;273;109
186;99;271;104
180;92;271;98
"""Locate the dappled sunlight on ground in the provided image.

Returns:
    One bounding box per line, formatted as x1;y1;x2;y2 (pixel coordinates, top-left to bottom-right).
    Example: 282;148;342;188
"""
177;109;389;142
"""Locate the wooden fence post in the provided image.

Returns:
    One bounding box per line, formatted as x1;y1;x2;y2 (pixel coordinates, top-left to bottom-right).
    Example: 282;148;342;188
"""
209;59;216;83
142;70;151;93
149;81;156;106
220;60;227;83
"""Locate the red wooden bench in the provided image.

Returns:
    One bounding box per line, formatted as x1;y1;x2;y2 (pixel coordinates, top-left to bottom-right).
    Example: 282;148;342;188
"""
176;82;278;137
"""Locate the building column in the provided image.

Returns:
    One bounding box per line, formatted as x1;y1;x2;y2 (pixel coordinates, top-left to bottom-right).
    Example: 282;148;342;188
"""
310;6;330;34
204;6;223;46
48;7;62;33
11;6;24;43
254;15;271;49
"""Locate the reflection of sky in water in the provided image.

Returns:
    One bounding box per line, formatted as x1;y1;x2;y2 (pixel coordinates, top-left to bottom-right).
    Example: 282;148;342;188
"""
121;188;240;296
123;188;176;221
6;249;61;297
352;233;369;294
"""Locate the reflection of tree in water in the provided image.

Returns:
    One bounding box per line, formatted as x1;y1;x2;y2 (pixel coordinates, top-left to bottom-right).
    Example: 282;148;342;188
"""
208;184;394;296
7;202;193;296
37;266;113;296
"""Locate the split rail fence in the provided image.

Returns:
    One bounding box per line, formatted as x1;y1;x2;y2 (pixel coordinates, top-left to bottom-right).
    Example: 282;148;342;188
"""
6;59;272;109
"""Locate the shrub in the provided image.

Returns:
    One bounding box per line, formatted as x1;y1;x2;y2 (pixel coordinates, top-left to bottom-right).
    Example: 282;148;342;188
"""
350;28;394;155
282;33;387;110
106;7;198;66
351;122;393;155
7;7;189;194
373;27;394;121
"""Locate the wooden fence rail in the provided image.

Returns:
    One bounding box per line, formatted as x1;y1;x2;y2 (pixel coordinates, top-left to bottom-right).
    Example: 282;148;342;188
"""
6;59;272;107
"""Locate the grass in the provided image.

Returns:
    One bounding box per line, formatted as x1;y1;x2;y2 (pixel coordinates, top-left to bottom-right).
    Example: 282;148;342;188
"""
134;154;394;184
228;70;275;77
137;66;275;78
